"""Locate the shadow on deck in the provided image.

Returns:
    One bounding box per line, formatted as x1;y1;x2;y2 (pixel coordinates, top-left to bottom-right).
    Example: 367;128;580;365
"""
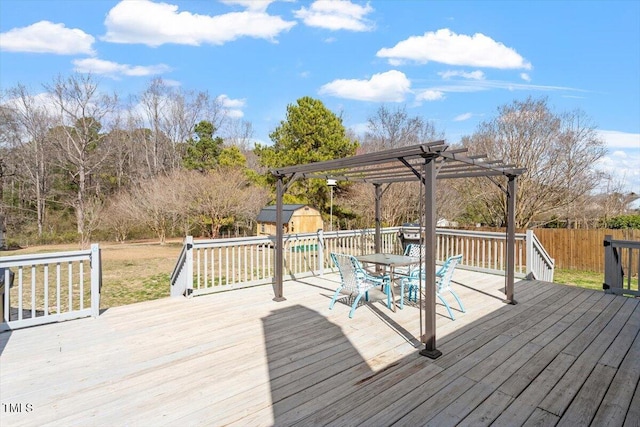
0;270;638;426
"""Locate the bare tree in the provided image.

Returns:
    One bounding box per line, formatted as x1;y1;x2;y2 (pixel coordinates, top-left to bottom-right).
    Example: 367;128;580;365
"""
221;118;254;151
364;105;443;151
45;73;117;242
188;167;269;237
460;97;607;228
136;78;225;176
137;78;173;177
1;85;55;237
128;172;188;244
100;190;139;242
80;195;104;247
341;105;447;227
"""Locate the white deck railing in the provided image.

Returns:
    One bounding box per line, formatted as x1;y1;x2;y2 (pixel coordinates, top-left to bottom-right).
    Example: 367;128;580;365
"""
0;244;101;331
526;230;555;281
171;228;554;297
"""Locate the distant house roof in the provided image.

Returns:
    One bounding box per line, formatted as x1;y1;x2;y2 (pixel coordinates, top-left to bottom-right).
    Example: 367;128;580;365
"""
256;204;311;223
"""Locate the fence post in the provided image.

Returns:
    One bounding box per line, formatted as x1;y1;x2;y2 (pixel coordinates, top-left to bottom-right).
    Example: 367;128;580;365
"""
185;235;194;298
90;243;101;318
317;228;325;276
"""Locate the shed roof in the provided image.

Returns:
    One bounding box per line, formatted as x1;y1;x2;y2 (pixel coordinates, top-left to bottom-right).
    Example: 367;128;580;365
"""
256;204;315;223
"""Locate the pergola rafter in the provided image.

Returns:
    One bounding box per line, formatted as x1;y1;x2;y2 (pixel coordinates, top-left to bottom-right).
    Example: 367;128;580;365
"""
270;141;525;358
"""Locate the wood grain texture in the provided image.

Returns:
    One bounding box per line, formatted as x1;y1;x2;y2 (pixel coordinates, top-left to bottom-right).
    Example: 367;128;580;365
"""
0;269;638;426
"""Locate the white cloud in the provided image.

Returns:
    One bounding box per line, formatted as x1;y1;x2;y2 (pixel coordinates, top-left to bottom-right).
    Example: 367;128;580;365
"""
596;150;640;193
220;0;275;12
2;92;58;116
597;130;640;150
415;89;445;102
520;72;531;82
294;0;374;31
438;70;485;80
0;20;95;55
102;0;295;46
73;58;171;77
421;79;580;97
377;28;532;69
594;131;640;193
217;94;246;118
454;112;473;122
318;70;411;102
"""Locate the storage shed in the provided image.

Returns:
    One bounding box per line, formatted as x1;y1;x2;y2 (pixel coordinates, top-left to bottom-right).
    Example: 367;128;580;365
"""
256;204;323;236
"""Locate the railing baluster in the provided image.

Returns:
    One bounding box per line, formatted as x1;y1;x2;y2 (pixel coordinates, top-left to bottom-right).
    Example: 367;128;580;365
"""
17;267;23;320
68;261;73;312
44;264;49;316
31;265;36;318
80;261;84;311
56;263;61;314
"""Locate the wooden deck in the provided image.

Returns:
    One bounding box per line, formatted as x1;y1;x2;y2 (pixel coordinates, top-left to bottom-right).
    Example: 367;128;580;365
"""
1;270;639;426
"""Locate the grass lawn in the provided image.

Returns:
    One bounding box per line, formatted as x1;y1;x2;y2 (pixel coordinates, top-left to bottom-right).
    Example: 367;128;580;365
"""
554;268;639;293
3;239;183;309
553;268;604;291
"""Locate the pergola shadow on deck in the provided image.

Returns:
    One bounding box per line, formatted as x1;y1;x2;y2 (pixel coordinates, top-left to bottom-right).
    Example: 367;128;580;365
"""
270;141;526;358
1;271;638;426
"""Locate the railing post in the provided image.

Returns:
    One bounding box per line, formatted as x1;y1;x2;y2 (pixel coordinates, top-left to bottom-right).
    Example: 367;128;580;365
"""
603;234;617;293
504;175;517;304
526;230;534;280
185;235;194;298
90;243;101;318
317;228;325;276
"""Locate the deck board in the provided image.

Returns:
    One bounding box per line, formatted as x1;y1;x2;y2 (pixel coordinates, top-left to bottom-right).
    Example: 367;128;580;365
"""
1;269;638;426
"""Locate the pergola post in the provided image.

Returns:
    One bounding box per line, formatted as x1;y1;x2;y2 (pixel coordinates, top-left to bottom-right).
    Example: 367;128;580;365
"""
505;175;517;304
420;158;442;359
273;176;286;302
374;184;382;253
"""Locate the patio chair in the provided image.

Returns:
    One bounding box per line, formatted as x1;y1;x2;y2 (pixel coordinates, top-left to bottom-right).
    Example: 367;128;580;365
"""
329;253;391;318
403;254;465;320
394;243;425;278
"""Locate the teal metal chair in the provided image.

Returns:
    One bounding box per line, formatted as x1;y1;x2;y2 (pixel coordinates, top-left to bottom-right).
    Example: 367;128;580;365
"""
329;253;391;318
395;243;425;278
403;254;465;320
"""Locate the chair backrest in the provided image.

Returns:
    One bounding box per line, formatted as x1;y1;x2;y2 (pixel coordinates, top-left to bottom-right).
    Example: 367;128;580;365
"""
404;244;425;258
330;253;362;293
437;254;462;292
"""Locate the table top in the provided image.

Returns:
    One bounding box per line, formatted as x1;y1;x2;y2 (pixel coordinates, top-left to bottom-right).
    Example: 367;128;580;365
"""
356;253;420;267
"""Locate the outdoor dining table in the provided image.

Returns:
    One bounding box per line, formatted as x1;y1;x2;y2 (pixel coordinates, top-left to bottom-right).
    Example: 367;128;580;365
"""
356;253;421;312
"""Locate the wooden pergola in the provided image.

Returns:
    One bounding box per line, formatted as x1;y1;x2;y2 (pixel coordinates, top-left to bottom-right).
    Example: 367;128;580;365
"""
269;141;526;358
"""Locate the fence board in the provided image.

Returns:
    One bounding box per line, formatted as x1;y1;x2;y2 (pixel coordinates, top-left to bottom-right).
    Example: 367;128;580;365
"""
534;229;640;273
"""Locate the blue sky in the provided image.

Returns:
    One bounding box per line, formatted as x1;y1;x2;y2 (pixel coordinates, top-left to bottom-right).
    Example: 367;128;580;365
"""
1;0;639;193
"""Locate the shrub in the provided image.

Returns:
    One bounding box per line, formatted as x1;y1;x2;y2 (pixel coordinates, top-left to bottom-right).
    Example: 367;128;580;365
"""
605;215;640;229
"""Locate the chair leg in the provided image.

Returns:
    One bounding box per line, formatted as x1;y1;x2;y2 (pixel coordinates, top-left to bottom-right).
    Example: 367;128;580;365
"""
409;284;417;302
329;286;343;310
349;293;365;318
386;283;391;309
437;293;455;320
399;280;405;309
450;289;465;313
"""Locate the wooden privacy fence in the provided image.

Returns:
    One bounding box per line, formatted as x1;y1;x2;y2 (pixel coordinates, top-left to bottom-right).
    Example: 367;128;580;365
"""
533;229;640;273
